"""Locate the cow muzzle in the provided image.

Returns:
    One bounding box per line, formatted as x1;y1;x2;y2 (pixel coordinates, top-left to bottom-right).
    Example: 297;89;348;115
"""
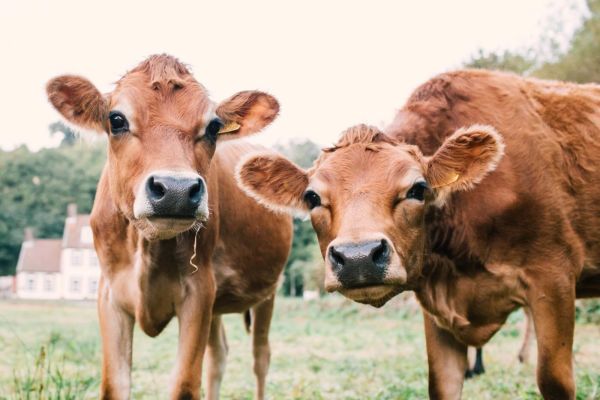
324;237;406;307
145;174;204;218
133;170;209;238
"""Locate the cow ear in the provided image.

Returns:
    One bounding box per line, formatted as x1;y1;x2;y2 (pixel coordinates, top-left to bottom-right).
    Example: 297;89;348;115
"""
46;75;108;133
236;152;308;214
215;91;279;139
426;125;504;192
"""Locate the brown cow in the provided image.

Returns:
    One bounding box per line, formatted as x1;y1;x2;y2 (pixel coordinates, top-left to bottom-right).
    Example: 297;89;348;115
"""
46;55;292;400
237;69;600;399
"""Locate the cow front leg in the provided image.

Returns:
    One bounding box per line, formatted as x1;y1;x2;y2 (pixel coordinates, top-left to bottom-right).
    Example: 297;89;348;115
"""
518;307;535;364
526;272;576;400
170;265;216;400
98;277;134;400
204;315;228;400
251;294;275;400
423;311;467;400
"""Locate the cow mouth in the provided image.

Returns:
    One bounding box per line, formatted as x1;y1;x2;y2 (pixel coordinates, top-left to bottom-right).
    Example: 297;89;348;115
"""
148;217;198;229
338;284;403;308
134;216;205;240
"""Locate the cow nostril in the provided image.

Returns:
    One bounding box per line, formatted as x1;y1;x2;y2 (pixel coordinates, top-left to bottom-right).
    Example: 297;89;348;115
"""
372;239;390;266
189;179;202;204
328;246;345;271
147;176;166;200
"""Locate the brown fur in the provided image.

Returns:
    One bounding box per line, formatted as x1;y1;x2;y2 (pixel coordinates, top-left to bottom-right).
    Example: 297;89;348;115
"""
237;69;600;399
46;76;108;131
216;91;280;137
237;153;309;213
323;124;400;151
47;54;292;400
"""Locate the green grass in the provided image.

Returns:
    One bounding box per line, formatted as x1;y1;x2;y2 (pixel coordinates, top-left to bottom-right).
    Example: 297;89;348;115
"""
0;295;598;399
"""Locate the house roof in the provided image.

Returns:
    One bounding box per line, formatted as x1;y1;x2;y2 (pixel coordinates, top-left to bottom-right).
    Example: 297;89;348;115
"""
62;214;94;249
16;239;62;273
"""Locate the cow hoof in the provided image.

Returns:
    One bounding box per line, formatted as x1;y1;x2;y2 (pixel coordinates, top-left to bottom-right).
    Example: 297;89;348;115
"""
464;367;485;379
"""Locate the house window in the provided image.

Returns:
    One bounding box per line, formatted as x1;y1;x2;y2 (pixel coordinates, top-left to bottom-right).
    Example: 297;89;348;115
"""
80;227;94;244
89;252;99;267
26;275;36;291
44;276;53;292
69;278;81;293
70;250;82;266
89;279;98;295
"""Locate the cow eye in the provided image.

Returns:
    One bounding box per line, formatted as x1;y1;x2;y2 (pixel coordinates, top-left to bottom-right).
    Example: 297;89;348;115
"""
303;190;321;210
109;111;129;135
406;181;429;201
205;118;223;143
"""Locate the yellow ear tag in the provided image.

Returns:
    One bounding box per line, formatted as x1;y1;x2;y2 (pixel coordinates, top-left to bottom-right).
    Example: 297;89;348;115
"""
218;121;241;134
447;172;460;184
435;172;460;188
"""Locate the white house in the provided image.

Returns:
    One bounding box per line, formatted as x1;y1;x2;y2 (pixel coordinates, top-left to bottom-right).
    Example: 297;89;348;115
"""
15;204;100;300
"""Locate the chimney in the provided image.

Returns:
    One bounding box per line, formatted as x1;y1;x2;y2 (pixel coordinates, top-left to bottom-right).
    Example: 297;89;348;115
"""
67;203;78;218
24;227;34;242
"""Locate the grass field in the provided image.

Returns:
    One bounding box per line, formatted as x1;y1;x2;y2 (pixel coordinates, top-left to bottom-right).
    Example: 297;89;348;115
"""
1;295;599;400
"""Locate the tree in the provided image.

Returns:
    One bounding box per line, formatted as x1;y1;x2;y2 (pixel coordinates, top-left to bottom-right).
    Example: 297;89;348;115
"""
464;49;536;75
274;139;321;169
49;121;79;147
0;143;106;275
465;0;598;82
536;0;600;82
274;139;322;296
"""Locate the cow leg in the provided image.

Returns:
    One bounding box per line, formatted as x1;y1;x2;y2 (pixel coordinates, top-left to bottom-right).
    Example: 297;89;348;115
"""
518;307;534;364
98;277;134;400
204;315;228;400
472;347;485;375
526;274;576;400
252;294;275;400
423;311;467;400
465;347;474;379
464;347;484;379
170;265;216;400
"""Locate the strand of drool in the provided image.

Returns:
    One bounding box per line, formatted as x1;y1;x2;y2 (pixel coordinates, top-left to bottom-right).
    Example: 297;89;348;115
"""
189;226;200;275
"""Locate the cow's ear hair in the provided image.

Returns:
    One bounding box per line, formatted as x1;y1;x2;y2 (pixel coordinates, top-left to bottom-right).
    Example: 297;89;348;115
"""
46;75;108;133
215;91;279;139
236;152;308;214
426;125;504;192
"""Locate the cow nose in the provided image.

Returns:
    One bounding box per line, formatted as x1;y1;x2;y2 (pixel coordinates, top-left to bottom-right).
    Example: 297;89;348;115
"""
328;239;391;288
145;174;204;218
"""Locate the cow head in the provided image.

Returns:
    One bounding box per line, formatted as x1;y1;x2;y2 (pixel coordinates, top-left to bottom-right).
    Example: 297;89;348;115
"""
47;54;279;240
237;124;503;307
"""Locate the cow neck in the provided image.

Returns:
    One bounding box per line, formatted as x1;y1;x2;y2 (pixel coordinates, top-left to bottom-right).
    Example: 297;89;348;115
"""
411;224;473;330
138;231;198;275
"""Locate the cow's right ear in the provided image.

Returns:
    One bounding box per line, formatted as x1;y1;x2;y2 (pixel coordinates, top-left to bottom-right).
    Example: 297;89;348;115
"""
215;91;279;140
46;75;108;133
426;124;504;192
236;153;309;214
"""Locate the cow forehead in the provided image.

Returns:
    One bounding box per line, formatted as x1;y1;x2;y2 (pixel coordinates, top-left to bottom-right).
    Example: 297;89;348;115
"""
109;70;213;132
310;144;424;192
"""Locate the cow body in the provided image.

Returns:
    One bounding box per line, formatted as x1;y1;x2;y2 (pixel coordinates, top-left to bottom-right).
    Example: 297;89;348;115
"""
388;71;600;398
47;55;291;400
93;140;291;399
386;70;600;339
237;69;600;399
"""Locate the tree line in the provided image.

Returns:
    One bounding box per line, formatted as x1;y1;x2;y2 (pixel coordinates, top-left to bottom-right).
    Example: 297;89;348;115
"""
466;0;600;82
0;135;104;275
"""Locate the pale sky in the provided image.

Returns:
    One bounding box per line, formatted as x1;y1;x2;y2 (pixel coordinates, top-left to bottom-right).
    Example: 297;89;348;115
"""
0;0;586;151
